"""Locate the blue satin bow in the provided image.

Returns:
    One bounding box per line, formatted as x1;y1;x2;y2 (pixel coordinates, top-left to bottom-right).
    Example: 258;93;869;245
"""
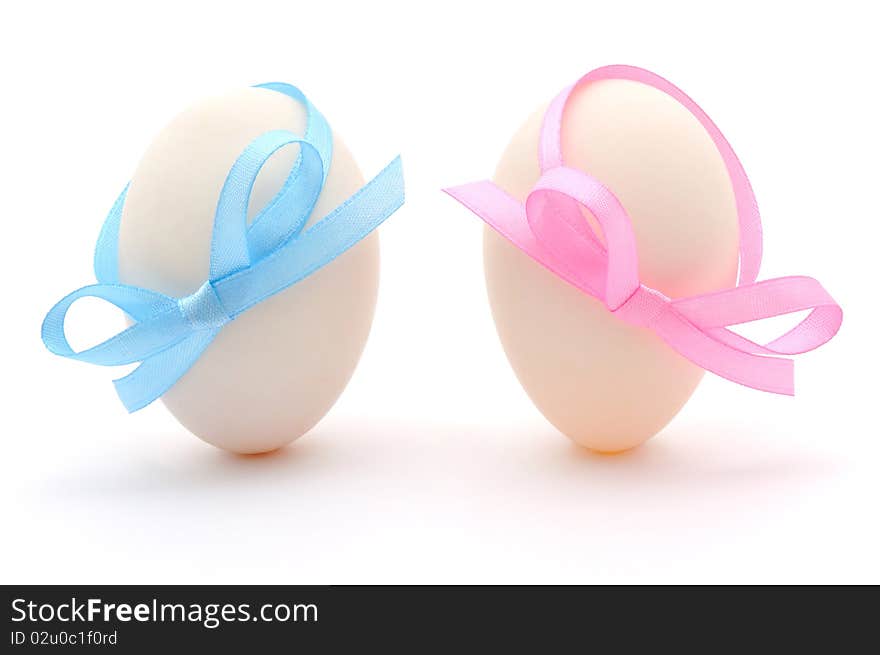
41;83;405;412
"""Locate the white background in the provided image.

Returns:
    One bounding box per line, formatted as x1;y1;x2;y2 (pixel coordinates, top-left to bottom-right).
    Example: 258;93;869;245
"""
2;0;877;584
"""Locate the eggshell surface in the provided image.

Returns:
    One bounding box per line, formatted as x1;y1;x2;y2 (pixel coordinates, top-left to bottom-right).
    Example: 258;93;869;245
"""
485;78;741;452
118;88;378;453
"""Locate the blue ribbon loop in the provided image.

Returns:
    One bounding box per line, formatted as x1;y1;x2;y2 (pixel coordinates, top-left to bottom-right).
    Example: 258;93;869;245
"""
42;83;405;412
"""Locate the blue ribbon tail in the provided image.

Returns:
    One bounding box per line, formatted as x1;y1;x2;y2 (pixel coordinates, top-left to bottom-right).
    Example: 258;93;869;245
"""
93;185;129;284
113;329;219;412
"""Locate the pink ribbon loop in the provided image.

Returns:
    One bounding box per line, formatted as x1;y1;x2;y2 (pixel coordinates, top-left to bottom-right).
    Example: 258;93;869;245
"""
444;65;842;396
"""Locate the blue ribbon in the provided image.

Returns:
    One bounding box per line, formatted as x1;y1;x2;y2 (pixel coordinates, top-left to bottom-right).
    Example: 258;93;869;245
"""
42;83;405;412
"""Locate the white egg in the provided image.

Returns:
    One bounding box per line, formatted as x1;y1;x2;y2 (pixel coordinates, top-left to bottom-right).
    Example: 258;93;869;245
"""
118;87;378;454
486;78;740;452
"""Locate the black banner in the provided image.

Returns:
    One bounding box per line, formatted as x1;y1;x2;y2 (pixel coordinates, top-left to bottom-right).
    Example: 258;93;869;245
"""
1;585;873;651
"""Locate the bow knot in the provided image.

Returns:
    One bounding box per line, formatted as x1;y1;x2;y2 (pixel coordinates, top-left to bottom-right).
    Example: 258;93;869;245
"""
178;281;231;331
611;285;668;329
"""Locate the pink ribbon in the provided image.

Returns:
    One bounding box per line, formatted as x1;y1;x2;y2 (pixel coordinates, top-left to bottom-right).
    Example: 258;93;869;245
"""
444;65;842;395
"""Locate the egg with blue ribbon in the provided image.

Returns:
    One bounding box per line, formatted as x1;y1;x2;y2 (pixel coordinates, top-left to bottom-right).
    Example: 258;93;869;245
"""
42;83;404;453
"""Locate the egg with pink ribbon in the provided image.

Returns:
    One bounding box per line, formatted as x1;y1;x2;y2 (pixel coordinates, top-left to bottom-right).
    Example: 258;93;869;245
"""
446;65;841;453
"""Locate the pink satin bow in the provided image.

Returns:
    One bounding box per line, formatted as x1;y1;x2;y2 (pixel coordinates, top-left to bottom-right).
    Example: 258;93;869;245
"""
444;65;842;395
